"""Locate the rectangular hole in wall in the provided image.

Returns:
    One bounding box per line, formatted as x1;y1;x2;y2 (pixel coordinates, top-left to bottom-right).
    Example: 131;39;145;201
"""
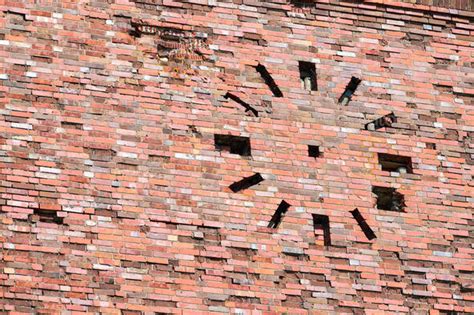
308;145;320;158
365;112;397;131
32;208;64;225
338;76;361;105
255;63;283;98
312;214;331;246
377;153;413;174
268;200;291;228
372;186;406;212
214;134;251;156
224;92;259;117
299;61;317;91
350;208;376;240
229;173;264;193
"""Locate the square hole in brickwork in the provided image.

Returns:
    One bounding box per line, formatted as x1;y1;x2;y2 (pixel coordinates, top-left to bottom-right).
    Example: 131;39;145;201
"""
308;145;320;158
372;186;406;212
299;61;317;91
378;153;413;174
214;134;251;156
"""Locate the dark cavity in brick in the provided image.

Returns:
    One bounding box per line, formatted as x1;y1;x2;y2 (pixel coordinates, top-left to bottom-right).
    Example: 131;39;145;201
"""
268;200;291;228
299;61;317;91
229;173;264;193
338;76;361;105
255;63;283;97
31;208;64;225
214;134;251;156
290;0;314;8
308;145;320;158
365;112;397;131
312;214;331;246
378;153;413;174
350;208;376;240
224;92;259;117
372;186;406;211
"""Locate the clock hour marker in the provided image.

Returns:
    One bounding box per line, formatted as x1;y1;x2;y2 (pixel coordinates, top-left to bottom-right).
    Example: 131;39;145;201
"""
372;187;406;212
224;92;259;117
338;76;361;105
255;63;283;98
365;112;397;131
268;200;291;228
350;208;376;240
229;173;264;193
214;134;251;156
377;153;413;174
312;214;331;246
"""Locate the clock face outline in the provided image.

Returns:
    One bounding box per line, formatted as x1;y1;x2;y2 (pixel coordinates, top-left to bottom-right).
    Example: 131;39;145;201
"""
214;60;379;249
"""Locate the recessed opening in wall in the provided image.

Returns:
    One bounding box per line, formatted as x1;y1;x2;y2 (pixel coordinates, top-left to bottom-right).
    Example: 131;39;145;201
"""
350;209;376;240
31;208;64;225
290;0;314;8
312;214;331;246
372;186;406;212
268;200;291;228
338;76;361;105
308;145;320;158
214;134;251;156
377;153;413;174
299;61;317;91
229;173;264;193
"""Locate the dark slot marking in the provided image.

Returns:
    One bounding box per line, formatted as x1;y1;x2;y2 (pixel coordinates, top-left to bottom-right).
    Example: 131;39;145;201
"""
350;208;376;240
338;76;362;105
372;186;406;212
365;112;397;131
308;145;320;158
224;92;259;117
312;214;331;246
255;63;283;97
214;134;251;156
32;208;64;225
299;61;317;91
268;200;291;228
378;153;413;174
229;173;264;193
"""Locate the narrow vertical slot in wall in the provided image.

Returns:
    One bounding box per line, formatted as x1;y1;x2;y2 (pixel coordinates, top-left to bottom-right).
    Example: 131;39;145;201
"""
299;61;317;91
350;208;376;240
268;200;291;228
338;76;361;105
312;214;331;246
255;63;283;97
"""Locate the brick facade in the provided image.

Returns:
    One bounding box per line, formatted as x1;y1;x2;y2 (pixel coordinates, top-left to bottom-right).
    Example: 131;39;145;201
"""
1;0;473;314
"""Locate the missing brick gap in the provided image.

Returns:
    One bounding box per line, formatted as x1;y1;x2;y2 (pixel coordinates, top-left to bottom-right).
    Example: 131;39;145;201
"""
255;64;283;98
378;153;413;174
312;214;331;246
268;200;291;228
224;92;259;117
229;173;264;193
338;76;361;105
308;145;320;158
350;209;376;240
365;112;397;131
299;61;317;91
31;208;64;225
372;186;406;212
214;134;251;156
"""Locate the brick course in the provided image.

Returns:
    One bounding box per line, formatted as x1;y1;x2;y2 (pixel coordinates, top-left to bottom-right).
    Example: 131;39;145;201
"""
0;0;473;314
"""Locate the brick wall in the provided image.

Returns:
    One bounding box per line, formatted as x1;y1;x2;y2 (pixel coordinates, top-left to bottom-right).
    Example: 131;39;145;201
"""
0;0;473;314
